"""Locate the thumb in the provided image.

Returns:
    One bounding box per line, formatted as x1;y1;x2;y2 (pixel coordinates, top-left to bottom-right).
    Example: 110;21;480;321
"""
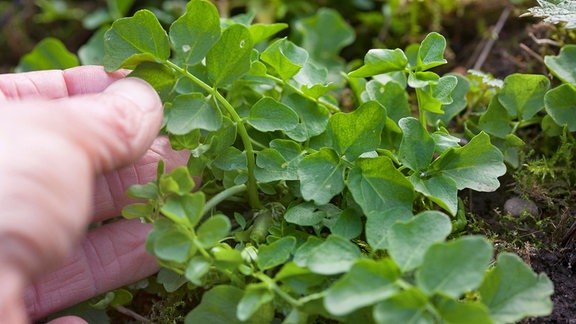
0;77;163;322
62;77;164;173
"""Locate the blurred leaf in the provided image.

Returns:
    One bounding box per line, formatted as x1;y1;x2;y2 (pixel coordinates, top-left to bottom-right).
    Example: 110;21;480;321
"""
324;259;400;315
373;288;433;324
161;192;204;227
285;202;325;226
237;283;274;321
197;215;231;248
185;286;245;324
294;235;361;275
294;8;355;65
16;38;79;72
257;236;297;270
479;253;554;323
544;83;576;131
544;44;576;84
185;256;211;286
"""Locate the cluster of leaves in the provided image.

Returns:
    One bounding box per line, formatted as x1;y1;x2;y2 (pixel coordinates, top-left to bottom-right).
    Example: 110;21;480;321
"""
525;0;576;29
82;0;560;322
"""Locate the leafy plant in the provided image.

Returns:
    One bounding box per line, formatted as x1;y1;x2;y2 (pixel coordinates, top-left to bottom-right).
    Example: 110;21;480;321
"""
96;1;556;322
525;0;576;29
15;0;560;321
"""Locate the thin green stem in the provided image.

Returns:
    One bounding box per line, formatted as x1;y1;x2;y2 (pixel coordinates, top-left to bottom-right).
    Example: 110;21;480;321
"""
165;60;262;209
265;75;340;113
254;272;302;307
202;184;247;217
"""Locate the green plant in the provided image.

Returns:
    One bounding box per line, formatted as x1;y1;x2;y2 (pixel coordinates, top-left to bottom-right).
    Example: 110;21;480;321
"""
92;1;556;322
525;0;576;29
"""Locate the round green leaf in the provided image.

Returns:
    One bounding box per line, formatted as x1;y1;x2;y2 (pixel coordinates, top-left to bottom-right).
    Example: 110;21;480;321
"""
479;253;553;323
197;215;232;248
185;286;245;324
297;148;346;205
417;32;448;70
498;74;550;120
153;228;193;263
416;236;493;298
206;24;253;87
349;49;408;78
169;0;221;66
103;10;170;71
388;211;452;272
324;259;400;316
185;256;212;286
429;132;506;192
237;284;275;322
160;192;205;228
257;236;297;270
544;83;576;131
248;97;299;132
284;202;325;226
294;235;361;275
348;156;415;216
122;203;154;220
16;38;79;72
373;288;433;324
544;44;576;84
399;117;435;172
261;38;308;80
327;101;387;161
166;93;223;134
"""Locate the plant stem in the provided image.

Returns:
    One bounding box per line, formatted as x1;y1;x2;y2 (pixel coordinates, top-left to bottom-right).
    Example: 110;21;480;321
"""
266;75;341;113
254;272;302;307
165;61;262;209
202;184;247;217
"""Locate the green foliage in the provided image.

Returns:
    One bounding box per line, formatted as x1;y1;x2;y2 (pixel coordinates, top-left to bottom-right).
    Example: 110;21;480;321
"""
16;38;79;72
525;0;576;29
18;0;563;322
96;2;556;322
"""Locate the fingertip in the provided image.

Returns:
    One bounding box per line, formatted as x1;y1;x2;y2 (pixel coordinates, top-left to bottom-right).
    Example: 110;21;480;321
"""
47;315;89;324
103;77;162;114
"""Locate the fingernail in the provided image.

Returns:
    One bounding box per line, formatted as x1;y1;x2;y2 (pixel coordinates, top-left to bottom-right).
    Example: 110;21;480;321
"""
104;77;161;113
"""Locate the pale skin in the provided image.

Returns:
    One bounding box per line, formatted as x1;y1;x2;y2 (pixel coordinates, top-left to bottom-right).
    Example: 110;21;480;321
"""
0;66;188;323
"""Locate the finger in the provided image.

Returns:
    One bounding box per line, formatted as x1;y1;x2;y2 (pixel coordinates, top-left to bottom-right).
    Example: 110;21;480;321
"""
24;219;159;321
93;136;190;222
0;77;162;285
47;316;88;324
0;66;128;101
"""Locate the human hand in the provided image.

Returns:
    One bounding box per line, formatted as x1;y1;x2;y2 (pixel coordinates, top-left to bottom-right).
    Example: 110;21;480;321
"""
0;66;188;322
